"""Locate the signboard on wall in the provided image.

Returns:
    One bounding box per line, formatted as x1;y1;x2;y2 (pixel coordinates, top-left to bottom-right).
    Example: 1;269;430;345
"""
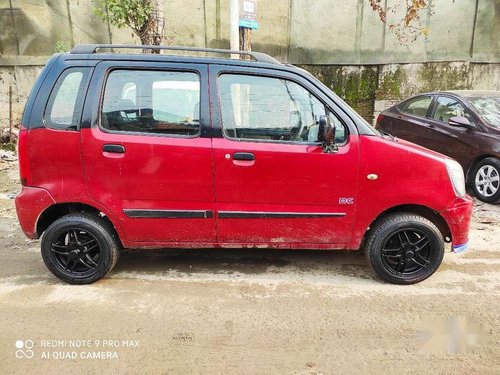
239;0;258;30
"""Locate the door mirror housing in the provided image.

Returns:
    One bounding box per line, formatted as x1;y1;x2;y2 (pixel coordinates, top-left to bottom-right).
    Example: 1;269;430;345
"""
448;116;473;129
316;115;338;153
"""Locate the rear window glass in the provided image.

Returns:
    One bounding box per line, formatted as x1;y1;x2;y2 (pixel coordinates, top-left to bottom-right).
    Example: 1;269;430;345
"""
100;70;200;137
401;96;432;117
44;68;90;130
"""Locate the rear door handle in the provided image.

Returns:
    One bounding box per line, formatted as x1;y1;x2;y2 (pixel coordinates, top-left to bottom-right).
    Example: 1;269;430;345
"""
103;144;125;153
233;152;255;161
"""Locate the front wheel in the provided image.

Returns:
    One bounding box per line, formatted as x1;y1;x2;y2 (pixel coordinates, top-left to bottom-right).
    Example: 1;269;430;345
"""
364;213;444;284
471;157;500;204
41;213;120;284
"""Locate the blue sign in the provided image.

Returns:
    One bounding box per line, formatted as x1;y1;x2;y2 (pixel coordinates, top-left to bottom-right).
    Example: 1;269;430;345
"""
239;20;259;30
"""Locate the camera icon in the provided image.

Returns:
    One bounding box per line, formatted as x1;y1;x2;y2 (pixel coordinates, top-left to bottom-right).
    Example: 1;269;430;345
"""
15;340;34;359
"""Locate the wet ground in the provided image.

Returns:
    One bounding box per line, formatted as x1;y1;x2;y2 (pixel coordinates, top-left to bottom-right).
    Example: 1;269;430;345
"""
0;162;499;374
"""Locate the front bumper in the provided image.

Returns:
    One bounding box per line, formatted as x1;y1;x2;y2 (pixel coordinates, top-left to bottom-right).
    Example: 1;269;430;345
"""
15;186;55;239
439;195;473;253
452;242;469;253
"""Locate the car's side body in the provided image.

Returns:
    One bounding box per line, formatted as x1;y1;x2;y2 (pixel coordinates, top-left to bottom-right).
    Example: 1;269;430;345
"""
16;47;473;284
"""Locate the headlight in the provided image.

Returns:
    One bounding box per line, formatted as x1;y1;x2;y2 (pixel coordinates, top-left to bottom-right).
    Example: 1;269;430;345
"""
445;159;466;197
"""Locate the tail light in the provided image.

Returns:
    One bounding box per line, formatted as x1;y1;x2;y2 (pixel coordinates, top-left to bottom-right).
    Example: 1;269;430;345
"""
376;114;385;124
18;125;30;186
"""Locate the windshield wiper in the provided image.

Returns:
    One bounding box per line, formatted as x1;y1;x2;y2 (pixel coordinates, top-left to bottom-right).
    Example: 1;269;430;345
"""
379;130;396;140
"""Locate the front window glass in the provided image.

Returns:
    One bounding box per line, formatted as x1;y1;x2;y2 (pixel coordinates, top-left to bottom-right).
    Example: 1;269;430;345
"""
218;74;347;143
101;70;200;136
433;96;474;124
469;96;500;128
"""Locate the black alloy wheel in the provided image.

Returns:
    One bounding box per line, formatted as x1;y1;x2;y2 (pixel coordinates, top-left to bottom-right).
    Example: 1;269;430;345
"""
49;228;102;277
365;213;444;284
41;213;120;284
380;228;434;275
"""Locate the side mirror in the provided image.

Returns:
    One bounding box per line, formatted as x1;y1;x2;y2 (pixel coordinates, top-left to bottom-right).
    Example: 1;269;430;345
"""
316;115;337;153
448;116;472;129
316;115;335;142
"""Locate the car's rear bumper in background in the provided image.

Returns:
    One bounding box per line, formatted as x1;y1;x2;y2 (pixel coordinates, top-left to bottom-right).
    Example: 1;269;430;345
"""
440;195;474;253
15;186;55;239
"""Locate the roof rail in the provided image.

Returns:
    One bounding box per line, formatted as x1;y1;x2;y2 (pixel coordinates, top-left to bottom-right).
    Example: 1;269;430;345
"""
70;44;281;65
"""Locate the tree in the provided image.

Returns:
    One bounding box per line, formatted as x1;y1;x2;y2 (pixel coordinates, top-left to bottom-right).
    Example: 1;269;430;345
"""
96;0;165;49
369;0;431;44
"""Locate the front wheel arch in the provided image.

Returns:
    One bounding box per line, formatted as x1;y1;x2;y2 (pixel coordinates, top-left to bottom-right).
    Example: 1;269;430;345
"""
362;204;451;248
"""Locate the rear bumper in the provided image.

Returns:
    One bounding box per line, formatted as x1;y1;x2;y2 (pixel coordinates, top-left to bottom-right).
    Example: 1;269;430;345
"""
15;186;55;239
439;195;473;253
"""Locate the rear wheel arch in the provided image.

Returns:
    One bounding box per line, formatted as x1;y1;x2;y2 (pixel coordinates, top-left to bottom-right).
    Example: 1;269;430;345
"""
36;203;122;246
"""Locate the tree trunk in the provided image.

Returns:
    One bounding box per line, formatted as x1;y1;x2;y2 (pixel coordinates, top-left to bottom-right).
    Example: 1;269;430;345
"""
139;0;165;53
239;27;252;59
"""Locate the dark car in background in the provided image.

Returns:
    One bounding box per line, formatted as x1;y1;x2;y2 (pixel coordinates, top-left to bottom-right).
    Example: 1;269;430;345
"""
376;91;500;203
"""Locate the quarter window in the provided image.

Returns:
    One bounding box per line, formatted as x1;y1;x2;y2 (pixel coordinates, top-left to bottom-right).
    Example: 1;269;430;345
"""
44;68;90;130
401;96;432;117
218;74;347;143
433;96;474;124
101;70;200;136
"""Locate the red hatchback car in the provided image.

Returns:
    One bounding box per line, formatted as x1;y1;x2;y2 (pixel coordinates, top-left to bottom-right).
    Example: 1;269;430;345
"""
16;45;473;284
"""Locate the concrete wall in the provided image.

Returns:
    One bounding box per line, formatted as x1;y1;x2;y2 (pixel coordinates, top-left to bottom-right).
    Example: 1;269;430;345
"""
1;0;499;64
2;60;498;129
0;63;42;129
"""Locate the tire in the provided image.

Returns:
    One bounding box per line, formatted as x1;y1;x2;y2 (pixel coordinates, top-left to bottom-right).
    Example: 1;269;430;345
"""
41;213;120;284
364;213;444;284
470;157;500;204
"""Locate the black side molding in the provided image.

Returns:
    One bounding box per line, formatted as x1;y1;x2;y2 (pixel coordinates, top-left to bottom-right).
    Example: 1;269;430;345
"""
124;209;213;219
218;211;346;219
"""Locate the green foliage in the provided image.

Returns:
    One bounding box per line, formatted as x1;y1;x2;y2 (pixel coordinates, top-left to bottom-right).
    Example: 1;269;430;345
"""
417;63;470;91
95;0;153;35
297;65;378;122
376;67;407;100
54;41;70;53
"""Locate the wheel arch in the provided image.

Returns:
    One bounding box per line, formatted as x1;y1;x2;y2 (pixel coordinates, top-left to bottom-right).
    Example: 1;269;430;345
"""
36;202;122;246
363;204;451;246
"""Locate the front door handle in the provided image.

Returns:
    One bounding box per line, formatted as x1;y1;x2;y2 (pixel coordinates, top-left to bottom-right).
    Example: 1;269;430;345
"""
233;152;255;161
103;144;125;153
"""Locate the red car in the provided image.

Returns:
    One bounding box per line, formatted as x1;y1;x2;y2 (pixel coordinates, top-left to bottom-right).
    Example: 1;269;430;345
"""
16;44;472;284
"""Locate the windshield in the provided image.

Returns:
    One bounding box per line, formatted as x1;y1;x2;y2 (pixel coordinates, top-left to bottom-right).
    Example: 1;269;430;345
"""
293;66;380;136
469;96;500;128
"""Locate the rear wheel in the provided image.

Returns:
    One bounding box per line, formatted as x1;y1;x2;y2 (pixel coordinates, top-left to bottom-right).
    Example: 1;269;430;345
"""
41;213;120;284
471;157;500;203
365;213;444;284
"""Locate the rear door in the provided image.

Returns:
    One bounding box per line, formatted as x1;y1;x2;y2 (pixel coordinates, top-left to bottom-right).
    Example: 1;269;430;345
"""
81;61;215;244
210;65;359;247
390;95;434;145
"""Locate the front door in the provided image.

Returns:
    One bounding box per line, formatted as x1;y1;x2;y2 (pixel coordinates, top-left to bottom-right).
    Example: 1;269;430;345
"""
425;95;479;170
210;67;359;247
81;62;215;244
